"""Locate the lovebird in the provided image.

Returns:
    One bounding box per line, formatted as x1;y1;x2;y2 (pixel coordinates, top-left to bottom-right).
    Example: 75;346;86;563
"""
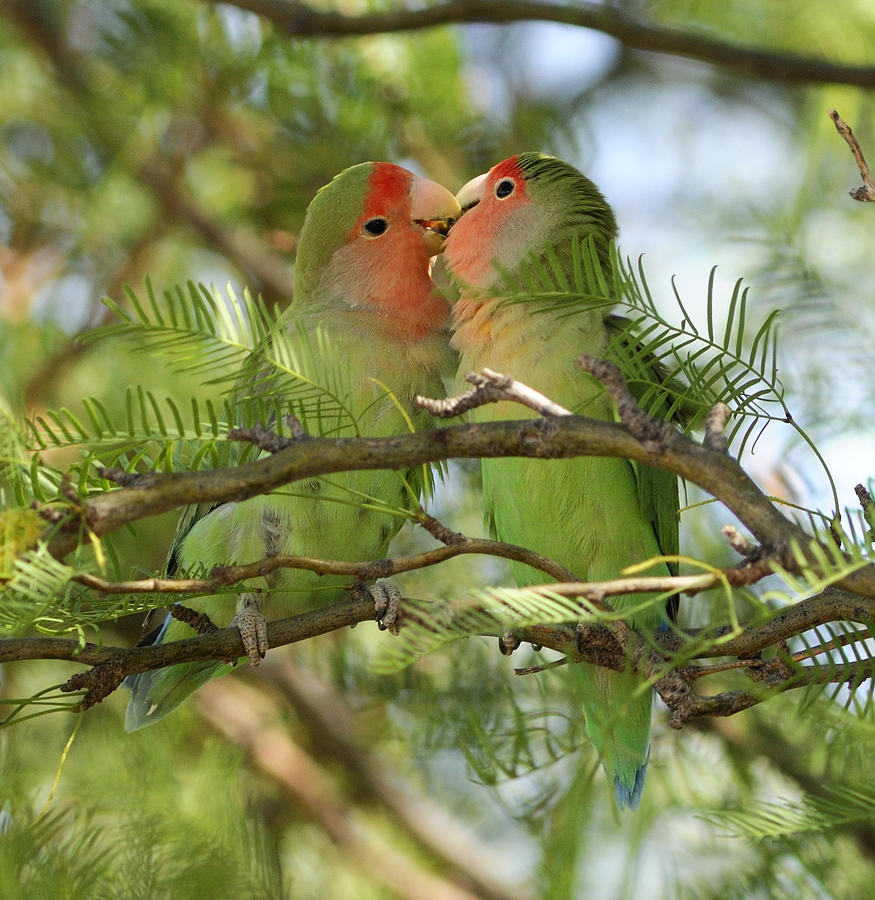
442;153;678;809
125;162;460;730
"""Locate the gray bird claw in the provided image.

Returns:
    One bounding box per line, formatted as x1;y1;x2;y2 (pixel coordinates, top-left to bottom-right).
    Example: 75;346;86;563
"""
370;581;402;634
231;595;269;666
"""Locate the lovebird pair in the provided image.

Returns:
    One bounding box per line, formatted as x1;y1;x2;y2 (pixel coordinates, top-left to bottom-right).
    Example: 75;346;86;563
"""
126;155;678;811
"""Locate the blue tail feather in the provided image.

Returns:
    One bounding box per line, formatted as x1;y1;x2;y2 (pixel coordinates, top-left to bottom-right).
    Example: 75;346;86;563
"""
123;611;231;731
614;763;648;811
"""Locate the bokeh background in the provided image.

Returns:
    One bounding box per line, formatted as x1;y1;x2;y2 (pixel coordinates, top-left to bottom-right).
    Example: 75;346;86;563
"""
1;2;874;898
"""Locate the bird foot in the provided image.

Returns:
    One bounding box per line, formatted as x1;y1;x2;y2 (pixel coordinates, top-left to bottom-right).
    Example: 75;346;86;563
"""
498;632;521;655
368;581;403;634
230;594;269;666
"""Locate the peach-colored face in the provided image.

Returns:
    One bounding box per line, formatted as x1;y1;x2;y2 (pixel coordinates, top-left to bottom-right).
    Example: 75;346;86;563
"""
328;163;459;337
348;163;458;255
443;156;535;291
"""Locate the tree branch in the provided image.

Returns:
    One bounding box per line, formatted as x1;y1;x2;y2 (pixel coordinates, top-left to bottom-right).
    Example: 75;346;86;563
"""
40;368;875;602
515;593;875;727
417;368;573;418
72;531;576;596
830;109;875;203
4;577;869;724
206;0;875;88
12;366;874;723
0;598;369;668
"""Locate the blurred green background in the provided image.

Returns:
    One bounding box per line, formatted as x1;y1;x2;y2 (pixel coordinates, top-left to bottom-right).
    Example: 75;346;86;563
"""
1;2;874;898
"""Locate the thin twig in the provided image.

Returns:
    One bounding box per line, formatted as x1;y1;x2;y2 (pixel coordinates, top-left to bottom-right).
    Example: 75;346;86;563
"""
169;603;219;635
856;482;875;540
578;355;673;449
789;626;874;663
71;531;578;595
679;657;770;679
227;422;304;453
703;401;731;452
514;658;569;676
722;525;759;559
830;109;875;202
415;368;573;419
414;510;467;545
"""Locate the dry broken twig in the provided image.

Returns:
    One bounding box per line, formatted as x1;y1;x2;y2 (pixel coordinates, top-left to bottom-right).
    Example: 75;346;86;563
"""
416;368;573;418
830;109;875;202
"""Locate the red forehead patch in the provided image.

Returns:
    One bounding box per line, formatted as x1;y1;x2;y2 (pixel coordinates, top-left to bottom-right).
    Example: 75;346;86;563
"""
364;162;413;218
490;155;526;190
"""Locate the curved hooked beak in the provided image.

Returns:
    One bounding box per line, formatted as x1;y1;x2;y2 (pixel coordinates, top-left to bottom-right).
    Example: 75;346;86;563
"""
454;171;488;215
410;175;461;255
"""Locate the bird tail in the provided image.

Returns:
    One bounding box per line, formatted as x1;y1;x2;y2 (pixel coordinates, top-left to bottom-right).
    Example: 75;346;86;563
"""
573;664;653;811
124;614;233;731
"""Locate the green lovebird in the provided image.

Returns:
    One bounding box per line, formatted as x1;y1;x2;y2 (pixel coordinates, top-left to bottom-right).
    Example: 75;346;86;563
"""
125;162;460;731
442;153;678;809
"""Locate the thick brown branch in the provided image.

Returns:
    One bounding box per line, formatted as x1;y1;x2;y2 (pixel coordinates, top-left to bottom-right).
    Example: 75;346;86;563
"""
8;584;869;673
0;595;374;677
42;407;875;602
512;612;873;727
674;587;875;659
4;580;872;723
207;0;875;88
662;659;875;727
411;583;875;674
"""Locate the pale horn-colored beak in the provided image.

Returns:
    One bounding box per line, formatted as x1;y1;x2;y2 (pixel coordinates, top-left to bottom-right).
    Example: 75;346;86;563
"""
454;171;488;213
410;174;462;255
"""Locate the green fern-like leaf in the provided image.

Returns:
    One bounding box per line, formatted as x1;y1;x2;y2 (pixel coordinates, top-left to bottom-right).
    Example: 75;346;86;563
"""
707;784;875;841
497;237;839;513
372;582;674;674
95;282;359;428
21;283;376;483
0;543;77;635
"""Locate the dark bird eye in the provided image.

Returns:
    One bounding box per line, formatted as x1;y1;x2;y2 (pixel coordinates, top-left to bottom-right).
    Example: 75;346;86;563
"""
363;217;388;236
495;178;515;199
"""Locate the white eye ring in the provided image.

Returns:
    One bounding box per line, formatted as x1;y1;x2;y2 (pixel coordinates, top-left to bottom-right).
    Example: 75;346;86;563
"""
363;217;388;237
494;178;516;199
